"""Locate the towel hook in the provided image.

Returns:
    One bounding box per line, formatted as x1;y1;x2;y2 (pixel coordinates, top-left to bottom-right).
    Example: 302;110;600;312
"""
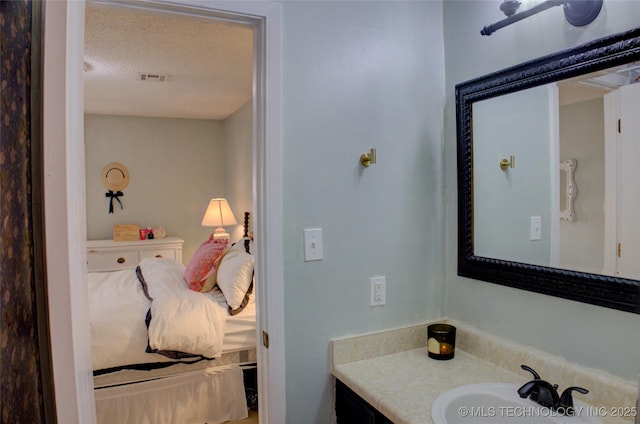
360;148;377;167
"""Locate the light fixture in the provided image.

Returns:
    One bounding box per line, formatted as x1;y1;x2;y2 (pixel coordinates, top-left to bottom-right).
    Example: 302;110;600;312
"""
481;0;603;36
201;198;238;240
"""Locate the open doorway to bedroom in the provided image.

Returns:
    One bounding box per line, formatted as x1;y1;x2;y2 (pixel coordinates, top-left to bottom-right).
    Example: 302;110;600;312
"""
84;3;259;423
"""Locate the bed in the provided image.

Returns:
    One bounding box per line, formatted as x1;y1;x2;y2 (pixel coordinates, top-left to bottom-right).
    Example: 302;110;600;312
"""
88;213;257;424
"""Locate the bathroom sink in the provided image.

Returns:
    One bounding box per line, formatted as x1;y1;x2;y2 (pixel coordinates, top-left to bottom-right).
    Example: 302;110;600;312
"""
431;383;603;424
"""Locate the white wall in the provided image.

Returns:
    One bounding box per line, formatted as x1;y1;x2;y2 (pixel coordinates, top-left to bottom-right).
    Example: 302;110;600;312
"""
443;0;640;379
282;2;445;421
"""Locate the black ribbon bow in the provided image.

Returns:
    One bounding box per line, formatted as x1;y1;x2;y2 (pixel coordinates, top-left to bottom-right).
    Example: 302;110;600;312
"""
106;190;124;213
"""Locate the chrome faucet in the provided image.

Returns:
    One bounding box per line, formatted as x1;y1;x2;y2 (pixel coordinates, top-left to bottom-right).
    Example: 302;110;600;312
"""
517;365;589;415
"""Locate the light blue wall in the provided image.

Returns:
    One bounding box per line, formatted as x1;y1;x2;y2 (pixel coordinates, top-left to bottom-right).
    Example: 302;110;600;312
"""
282;1;445;421
224;100;254;242
443;0;640;380
473;86;553;265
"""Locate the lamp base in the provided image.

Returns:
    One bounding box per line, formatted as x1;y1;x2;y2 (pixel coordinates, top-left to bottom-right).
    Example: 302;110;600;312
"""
212;227;230;240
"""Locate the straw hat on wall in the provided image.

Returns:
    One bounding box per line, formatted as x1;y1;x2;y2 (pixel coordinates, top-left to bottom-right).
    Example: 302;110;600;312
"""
101;162;130;192
101;162;129;213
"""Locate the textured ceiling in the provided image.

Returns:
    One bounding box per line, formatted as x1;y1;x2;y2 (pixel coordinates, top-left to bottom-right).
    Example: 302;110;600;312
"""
84;4;253;120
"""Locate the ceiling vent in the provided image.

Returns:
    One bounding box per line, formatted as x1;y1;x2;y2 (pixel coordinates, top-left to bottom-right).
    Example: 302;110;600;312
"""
137;72;169;82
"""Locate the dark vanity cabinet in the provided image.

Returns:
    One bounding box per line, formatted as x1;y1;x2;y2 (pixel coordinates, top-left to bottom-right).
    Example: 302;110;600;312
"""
335;379;393;424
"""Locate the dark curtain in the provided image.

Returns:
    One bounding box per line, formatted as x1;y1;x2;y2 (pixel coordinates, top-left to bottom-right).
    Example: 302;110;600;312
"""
1;1;54;422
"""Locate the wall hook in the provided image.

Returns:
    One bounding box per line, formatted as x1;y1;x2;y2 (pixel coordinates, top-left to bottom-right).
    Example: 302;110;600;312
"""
360;148;377;167
500;155;515;171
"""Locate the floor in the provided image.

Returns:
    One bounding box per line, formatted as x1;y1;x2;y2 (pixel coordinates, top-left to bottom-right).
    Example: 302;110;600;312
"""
226;410;258;424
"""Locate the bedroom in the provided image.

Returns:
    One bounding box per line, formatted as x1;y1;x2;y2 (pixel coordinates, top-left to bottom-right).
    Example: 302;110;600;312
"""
84;3;259;423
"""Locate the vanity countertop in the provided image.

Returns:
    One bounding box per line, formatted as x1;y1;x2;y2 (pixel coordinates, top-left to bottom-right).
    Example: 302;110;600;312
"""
331;323;636;424
333;348;521;424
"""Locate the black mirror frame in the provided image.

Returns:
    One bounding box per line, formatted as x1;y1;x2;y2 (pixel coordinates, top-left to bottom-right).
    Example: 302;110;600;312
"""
456;27;640;314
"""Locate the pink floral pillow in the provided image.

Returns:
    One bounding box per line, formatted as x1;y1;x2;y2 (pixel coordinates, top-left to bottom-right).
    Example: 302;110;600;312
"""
184;236;229;292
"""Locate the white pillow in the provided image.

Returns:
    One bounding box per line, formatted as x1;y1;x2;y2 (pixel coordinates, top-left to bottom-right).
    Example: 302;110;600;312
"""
216;240;254;314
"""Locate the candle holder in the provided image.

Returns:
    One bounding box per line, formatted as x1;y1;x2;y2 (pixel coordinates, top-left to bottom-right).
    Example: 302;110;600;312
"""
427;323;456;360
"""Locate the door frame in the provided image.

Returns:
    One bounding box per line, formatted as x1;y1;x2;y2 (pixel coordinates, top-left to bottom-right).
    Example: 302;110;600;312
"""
43;1;284;422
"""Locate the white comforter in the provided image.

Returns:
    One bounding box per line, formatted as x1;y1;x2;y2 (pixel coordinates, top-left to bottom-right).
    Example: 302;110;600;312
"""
89;258;227;371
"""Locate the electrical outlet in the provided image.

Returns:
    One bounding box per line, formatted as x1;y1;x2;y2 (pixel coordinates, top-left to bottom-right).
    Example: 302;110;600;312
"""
370;275;386;306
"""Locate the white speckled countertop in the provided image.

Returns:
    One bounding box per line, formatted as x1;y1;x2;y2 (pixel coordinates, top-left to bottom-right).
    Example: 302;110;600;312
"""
331;321;637;424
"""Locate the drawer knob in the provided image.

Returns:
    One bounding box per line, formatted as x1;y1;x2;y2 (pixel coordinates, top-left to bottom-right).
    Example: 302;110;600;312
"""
117;257;126;264
155;254;163;258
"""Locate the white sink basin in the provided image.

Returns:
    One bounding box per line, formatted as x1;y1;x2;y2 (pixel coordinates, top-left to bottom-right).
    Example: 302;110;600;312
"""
431;383;603;424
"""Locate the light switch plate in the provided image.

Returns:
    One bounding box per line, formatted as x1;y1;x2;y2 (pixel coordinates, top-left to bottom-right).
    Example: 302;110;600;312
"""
303;228;323;261
530;216;542;241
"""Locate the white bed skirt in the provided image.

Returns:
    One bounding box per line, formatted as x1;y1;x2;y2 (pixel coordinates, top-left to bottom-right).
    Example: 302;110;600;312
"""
95;365;248;424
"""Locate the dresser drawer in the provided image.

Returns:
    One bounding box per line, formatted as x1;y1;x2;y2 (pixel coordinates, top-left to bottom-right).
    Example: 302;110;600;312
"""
87;251;138;272
139;248;176;261
86;237;184;272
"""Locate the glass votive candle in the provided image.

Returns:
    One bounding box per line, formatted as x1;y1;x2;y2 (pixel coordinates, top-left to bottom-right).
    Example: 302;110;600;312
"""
427;323;456;360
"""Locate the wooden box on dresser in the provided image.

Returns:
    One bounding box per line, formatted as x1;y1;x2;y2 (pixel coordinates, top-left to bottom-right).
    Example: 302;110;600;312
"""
86;237;184;272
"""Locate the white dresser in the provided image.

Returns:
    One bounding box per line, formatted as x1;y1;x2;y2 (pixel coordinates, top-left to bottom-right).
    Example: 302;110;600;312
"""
86;237;184;272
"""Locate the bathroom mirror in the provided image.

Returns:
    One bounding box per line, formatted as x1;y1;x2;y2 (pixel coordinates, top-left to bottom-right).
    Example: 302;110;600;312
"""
456;27;640;314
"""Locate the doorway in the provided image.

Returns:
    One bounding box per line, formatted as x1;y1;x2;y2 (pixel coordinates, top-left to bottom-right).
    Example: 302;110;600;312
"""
43;1;284;423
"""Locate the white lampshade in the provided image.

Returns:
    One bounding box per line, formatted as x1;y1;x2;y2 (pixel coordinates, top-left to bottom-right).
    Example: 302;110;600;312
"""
201;198;237;239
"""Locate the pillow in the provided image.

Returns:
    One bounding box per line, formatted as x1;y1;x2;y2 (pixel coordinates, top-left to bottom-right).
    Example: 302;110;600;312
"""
200;248;228;293
184;236;229;292
216;238;254;315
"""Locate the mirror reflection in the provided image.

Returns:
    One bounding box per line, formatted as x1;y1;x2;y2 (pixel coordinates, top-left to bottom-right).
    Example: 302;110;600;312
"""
473;61;640;279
